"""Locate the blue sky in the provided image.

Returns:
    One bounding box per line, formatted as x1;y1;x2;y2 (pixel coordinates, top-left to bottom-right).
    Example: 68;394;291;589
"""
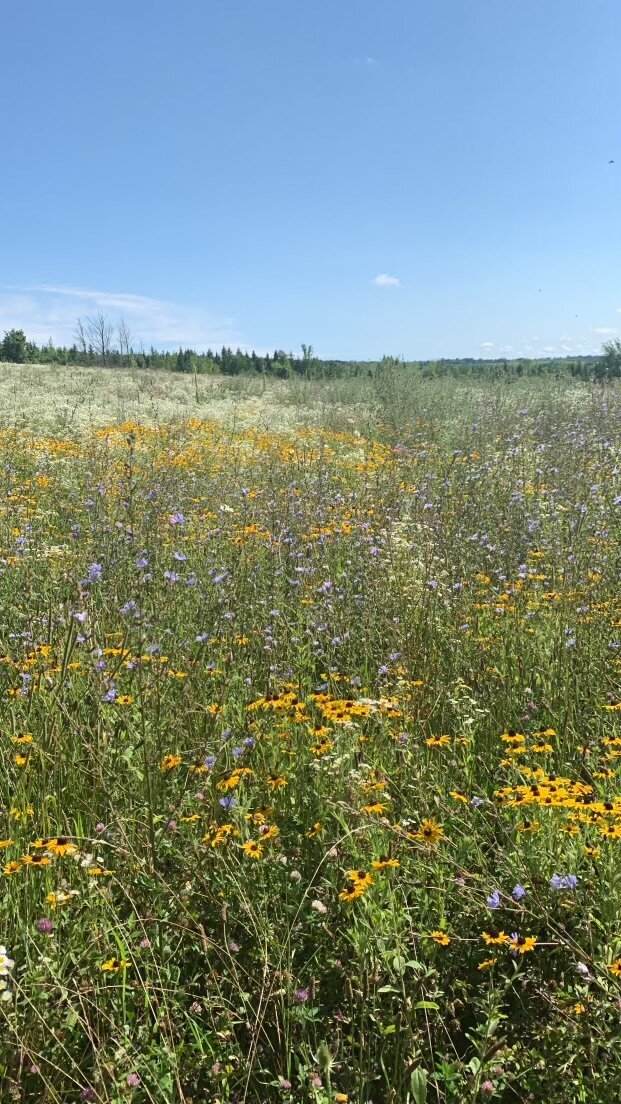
1;0;619;359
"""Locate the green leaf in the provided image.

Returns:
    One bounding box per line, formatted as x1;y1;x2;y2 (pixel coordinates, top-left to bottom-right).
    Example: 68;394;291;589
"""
410;1067;428;1104
414;1000;440;1011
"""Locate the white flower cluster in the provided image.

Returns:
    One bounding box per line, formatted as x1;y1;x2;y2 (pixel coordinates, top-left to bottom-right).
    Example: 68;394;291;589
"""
0;945;15;998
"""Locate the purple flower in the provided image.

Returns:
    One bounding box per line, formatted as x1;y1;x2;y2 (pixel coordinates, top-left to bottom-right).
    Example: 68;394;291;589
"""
512;884;526;902
486;890;501;909
293;987;310;1003
136;554;149;569
163;571;180;583
81;1091;96;1103
169;512;186;525
196;633;209;643
36;917;54;934
550;873;579;891
219;796;236;809
470;796;485;808
86;563;103;584
102;684;117;703
126;1073;140;1088
204;755;217;769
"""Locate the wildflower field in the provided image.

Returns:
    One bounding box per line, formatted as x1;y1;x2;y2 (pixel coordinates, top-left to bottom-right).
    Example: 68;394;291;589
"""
1;370;621;1103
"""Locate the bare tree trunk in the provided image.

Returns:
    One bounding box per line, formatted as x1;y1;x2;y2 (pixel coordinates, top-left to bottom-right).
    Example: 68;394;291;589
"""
118;317;132;367
74;318;88;358
85;312;113;366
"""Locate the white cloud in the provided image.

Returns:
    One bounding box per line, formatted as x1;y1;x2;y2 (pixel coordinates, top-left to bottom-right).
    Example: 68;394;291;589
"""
480;342;494;349
0;284;243;351
543;346;555;353
372;273;400;288
593;326;617;336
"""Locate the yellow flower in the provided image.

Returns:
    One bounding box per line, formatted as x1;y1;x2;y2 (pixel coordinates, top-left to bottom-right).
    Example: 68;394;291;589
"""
449;791;468;804
426;735;451;747
101;957;131;973
360;802;388;815
3;861;21;876
242;840;264;859
509;934;537;954
608;959;621;976
116;695;134;706
21;854;51;867
46;890;77;909
429;930;451;946
0;840;13;851
414;818;444;846
266;774;287;789
478;957;497;970
346;869;374;890
161;754;182;772
371;856;400;870
307;822;323;838
482;931;509;946
339;884;364;902
47;837;78;857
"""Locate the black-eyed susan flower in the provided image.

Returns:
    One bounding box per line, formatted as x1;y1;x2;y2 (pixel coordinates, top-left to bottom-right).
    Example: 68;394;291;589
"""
22;854;51;867
371;856;399;870
608;960;621;976
429;930;451;946
509;933;537;954
242;840;264;859
413;818;444;846
47;837;78;857
3;861;21;876
449;791;468;804
161;754;182;772
266;773;287;789
482;931;510;946
101;957;131;973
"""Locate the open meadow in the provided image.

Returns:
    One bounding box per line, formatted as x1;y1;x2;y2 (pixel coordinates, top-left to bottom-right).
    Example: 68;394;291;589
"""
1;364;621;1103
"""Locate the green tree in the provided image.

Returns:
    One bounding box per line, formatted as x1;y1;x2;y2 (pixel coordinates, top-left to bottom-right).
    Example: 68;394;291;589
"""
600;339;621;379
1;328;28;363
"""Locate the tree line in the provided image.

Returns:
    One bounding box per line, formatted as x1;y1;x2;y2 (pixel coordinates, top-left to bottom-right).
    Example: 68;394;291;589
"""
1;317;620;381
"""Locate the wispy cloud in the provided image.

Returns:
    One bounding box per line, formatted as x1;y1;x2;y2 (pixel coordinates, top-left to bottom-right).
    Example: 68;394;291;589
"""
0;284;244;351
593;326;617;336
372;273;400;288
480;342;494;350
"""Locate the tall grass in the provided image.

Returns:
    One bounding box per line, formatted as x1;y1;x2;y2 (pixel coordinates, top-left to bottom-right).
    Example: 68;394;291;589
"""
0;372;619;1102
